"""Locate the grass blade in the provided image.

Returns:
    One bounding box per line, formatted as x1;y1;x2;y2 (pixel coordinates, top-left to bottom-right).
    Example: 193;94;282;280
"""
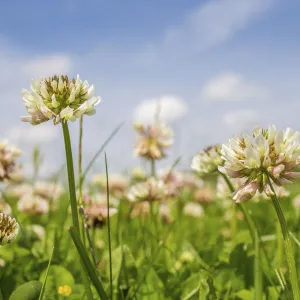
82;122;124;184
38;246;55;300
105;152;113;299
69;226;109;300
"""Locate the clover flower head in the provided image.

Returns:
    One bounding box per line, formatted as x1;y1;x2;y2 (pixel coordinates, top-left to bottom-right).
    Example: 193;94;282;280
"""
159;169;184;197
133;122;173;160
84;202;117;228
21;74;101;125
91;173;129;198
193;187;214;205
127;177;166;202
0;140;21;182
0;199;12;215
34;181;63;202
220;125;300;202
191;144;223;176
183;202;204;218
17;193;49;215
0;213;19;245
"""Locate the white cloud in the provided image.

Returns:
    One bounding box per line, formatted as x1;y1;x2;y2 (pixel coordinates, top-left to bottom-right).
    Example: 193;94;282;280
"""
223;109;259;131
133;95;189;123
7;123;59;145
163;0;272;52
200;72;270;102
21;55;71;78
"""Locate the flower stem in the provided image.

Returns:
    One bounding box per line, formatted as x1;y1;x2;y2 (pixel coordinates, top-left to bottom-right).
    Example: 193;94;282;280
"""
105;153;113;300
62;121;93;299
266;173;300;300
62;121;80;233
219;172;282;297
254;231;263;300
150;159;156;177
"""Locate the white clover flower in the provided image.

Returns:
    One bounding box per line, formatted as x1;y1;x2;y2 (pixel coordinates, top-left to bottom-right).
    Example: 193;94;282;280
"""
0;199;12;215
17;193;49;215
191;145;223;176
0;140;21;182
21;75;101;125
133;122;173;160
127;177;166;202
0;213;19;245
91;173;129;198
34;181;63;202
220;125;300;202
183;203;204;218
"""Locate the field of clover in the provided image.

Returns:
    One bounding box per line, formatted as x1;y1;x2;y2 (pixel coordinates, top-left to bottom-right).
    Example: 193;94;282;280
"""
1;75;300;300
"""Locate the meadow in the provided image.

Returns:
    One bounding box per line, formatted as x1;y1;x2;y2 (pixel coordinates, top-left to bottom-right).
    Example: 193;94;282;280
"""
0;75;300;300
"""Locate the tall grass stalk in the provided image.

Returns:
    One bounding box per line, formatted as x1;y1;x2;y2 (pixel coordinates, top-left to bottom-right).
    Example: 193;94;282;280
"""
266;173;300;300
105;153;113;299
62;121;94;300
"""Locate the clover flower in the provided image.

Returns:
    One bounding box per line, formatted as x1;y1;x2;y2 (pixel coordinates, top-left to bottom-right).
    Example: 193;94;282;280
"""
21;75;101;125
133;122;173;160
0;213;19;245
0;141;21;182
17;193;49;215
128;177;166;202
0;199;12;215
130;167;147;182
130;202;150;218
84;202;117;228
34;181;63;202
220;125;300;202
159;169;184;197
193;187;214;205
91;173;129;198
183;203;204;218
191;145;223;176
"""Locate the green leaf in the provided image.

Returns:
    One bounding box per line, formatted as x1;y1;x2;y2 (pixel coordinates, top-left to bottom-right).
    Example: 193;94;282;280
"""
235;289;254;300
39;265;75;299
9;281;42;300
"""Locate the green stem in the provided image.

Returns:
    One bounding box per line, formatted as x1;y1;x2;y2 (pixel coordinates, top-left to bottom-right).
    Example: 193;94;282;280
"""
62;121;80;233
105;153;113;300
266;174;300;300
150;159;156;177
219;172;282;297
69;227;109;300
78;116;83;205
254;231;263;300
62;121;93;299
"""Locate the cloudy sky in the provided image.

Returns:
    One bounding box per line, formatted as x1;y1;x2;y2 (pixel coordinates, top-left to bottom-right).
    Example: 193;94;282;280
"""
1;0;300;176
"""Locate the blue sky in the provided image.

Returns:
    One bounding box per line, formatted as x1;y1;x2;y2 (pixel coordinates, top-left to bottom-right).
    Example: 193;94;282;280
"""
1;0;300;177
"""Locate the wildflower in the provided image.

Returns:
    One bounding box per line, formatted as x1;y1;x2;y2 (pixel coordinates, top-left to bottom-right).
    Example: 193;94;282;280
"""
133;122;173;160
21;75;101;125
91;173;129;198
191;145;223;175
17;193;49;215
127;177;166;202
220;125;300;202
0;199;12;215
130;201;150;218
193;187;214;205
159;203;173;223
131;167;147;182
159;169;184;197
183;203;204;218
0;141;21;182
84;203;117;228
34;181;63;202
0;213;19;245
58;285;72;297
